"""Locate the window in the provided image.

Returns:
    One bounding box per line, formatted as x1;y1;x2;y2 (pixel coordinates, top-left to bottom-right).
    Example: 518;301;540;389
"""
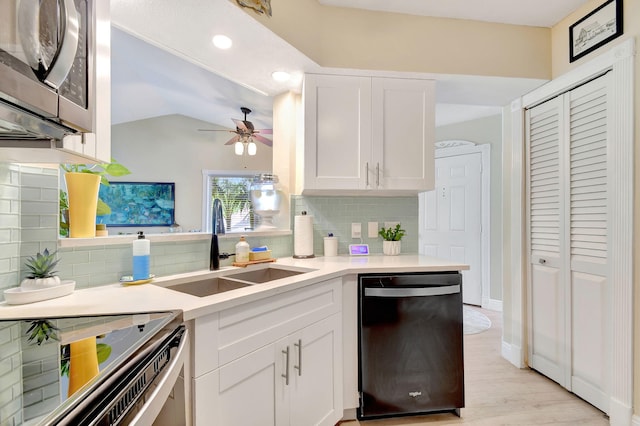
203;171;261;233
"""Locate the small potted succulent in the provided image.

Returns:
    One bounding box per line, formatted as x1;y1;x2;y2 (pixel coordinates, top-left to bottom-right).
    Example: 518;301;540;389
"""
378;224;406;256
21;248;61;290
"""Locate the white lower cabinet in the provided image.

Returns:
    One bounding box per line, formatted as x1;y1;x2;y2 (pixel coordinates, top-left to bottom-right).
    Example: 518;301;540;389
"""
191;279;343;425
195;314;342;426
289;314;342;426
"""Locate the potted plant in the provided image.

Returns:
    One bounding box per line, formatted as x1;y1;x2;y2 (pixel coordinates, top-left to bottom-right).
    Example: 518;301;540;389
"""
61;159;131;238
21;248;61;290
60;190;69;237
378;224;406;256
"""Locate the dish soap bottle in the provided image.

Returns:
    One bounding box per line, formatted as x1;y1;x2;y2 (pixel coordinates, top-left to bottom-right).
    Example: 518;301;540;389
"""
133;231;150;280
235;235;250;263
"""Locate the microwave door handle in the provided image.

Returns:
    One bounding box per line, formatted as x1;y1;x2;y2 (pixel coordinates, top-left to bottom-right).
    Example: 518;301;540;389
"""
45;0;80;88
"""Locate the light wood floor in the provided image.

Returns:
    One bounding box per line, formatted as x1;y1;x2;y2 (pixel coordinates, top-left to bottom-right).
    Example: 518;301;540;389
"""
342;307;609;426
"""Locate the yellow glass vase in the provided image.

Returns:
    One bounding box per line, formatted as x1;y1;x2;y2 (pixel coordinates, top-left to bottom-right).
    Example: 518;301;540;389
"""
67;336;99;397
65;172;101;238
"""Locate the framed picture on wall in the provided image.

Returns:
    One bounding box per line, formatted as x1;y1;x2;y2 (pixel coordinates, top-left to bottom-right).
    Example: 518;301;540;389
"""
98;182;175;226
569;0;623;63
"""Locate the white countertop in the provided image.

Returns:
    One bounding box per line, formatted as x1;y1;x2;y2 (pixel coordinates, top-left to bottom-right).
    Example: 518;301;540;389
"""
0;255;469;321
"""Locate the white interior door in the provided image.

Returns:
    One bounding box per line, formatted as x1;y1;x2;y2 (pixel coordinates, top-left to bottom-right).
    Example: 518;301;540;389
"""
419;151;482;305
526;95;568;388
526;73;611;413
567;74;610;413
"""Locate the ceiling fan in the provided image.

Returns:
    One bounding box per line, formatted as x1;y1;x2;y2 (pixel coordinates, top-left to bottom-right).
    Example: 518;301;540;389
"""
198;107;272;155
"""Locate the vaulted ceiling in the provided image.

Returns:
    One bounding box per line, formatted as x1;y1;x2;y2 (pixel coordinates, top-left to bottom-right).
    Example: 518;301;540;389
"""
110;0;589;129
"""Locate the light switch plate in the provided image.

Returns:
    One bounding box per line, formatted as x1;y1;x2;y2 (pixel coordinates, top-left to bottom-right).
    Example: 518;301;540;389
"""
351;222;362;238
368;222;378;238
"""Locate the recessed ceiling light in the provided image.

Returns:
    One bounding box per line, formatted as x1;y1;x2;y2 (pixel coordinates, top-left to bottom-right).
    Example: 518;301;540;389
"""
212;35;232;50
272;71;291;82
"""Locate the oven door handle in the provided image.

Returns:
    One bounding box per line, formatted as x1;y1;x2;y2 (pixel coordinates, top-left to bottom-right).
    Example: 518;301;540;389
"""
364;285;460;298
127;328;190;426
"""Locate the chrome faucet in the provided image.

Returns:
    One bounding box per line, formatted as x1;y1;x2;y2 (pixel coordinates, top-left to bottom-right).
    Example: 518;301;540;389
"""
210;198;226;270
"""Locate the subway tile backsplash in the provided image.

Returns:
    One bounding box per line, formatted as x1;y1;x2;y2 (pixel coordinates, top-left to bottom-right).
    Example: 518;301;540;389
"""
0;165;420;300
292;195;418;256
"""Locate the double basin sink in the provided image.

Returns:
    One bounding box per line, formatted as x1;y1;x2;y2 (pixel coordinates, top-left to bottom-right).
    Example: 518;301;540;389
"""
163;265;315;297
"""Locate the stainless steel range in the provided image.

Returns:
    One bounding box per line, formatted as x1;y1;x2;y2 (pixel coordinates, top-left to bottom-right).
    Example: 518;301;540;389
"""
0;310;189;426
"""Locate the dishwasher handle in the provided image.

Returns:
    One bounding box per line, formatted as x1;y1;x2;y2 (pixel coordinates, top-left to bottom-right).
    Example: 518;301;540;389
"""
364;284;460;298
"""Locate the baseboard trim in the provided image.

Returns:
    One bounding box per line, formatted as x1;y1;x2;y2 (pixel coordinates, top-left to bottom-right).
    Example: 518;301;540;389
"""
342;408;357;421
483;298;502;311
501;340;524;368
609;396;633;426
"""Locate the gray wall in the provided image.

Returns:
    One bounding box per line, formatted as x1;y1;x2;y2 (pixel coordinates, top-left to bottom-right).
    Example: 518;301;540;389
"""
436;114;503;302
110;114;273;233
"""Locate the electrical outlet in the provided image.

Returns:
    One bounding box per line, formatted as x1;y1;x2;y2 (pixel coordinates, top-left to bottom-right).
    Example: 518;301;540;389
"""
368;222;378;238
351;223;362;238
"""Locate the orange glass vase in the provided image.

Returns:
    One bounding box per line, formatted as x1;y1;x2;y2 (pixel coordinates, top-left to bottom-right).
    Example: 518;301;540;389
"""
65;172;101;238
67;336;99;397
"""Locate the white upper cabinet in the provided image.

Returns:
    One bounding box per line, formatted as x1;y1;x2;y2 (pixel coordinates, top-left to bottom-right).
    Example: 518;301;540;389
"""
303;74;372;191
303;73;435;195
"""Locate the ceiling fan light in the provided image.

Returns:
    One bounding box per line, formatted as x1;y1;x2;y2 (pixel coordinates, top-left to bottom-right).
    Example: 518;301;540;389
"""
247;141;257;156
271;71;291;82
212;34;232;50
234;141;244;155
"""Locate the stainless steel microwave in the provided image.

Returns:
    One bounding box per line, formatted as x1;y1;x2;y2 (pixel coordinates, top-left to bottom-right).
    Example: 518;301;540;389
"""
0;0;96;145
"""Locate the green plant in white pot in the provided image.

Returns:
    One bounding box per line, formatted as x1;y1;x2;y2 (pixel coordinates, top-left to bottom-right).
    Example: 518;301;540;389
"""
21;249;61;290
378;224;405;256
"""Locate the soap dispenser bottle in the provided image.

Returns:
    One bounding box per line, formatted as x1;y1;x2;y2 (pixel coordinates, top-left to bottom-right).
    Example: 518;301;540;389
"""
133;231;150;280
235;236;250;263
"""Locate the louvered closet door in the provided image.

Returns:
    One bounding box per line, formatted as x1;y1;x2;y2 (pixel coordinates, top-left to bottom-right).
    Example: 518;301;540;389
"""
526;95;568;388
526;73;611;414
568;73;610;413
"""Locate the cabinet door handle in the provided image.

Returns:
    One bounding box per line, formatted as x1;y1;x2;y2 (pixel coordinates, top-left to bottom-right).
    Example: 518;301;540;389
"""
365;162;369;186
294;339;302;376
376;162;380;187
539;258;547;264
281;346;290;385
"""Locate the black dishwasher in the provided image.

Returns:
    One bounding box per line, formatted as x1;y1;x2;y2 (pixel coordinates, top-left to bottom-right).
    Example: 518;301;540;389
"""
358;272;464;420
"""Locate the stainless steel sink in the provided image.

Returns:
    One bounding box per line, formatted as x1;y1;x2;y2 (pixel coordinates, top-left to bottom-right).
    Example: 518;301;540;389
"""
166;277;250;297
225;266;309;284
163;266;315;297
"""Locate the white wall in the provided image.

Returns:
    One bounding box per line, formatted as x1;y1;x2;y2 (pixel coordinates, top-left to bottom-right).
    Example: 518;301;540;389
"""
435;115;503;303
110;114;273;233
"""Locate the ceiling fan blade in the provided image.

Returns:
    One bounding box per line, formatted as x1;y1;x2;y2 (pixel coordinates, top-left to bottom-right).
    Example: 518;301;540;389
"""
253;134;273;147
255;129;272;135
224;135;241;145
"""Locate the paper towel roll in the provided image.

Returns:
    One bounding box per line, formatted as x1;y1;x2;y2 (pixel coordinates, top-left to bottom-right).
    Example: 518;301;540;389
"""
293;213;315;258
